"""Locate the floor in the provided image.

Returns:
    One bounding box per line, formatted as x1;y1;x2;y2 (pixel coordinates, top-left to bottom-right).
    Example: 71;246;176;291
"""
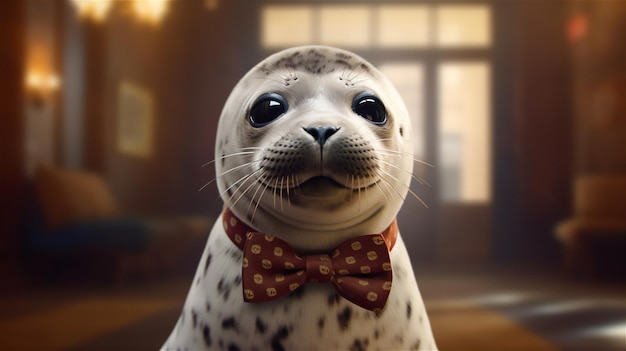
417;264;626;351
0;263;624;351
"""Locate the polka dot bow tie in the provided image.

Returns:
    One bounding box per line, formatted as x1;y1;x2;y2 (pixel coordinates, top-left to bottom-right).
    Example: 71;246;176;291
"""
222;207;397;312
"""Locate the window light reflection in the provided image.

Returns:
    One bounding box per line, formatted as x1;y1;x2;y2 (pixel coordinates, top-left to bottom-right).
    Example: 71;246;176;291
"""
469;292;535;306
438;62;491;203
436;5;492;48
319;5;370;47
261;4;492;49
579;321;626;339
261;5;313;48
377;5;430;47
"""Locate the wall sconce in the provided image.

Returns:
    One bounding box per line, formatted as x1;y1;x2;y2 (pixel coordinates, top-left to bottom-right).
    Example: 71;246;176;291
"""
26;71;60;108
70;0;113;22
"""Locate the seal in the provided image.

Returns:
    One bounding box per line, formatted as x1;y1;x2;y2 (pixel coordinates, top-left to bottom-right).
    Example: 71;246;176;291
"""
161;46;437;351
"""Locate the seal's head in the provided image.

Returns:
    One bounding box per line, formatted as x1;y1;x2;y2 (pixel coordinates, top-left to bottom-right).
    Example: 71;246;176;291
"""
215;46;413;252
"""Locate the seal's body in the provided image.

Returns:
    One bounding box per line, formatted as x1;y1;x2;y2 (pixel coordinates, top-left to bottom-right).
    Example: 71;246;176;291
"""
162;46;437;351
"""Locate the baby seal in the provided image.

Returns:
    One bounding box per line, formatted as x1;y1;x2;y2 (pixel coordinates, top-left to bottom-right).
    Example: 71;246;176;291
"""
162;46;437;351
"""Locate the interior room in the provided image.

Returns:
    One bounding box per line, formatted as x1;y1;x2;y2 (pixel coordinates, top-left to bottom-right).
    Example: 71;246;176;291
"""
1;0;624;350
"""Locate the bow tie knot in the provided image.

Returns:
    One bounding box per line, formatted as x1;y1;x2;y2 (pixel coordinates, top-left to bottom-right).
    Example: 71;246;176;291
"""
304;254;333;283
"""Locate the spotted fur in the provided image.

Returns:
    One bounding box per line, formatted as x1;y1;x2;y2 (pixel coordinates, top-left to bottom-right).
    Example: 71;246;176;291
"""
162;46;437;351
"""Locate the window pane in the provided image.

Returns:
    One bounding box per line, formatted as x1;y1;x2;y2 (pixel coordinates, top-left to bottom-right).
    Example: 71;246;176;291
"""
377;5;430;48
436;5;491;48
261;5;313;48
438;62;491;202
319;5;371;47
378;63;425;161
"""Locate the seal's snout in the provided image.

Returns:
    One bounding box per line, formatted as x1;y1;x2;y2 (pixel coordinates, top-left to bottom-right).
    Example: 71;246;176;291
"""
304;126;339;147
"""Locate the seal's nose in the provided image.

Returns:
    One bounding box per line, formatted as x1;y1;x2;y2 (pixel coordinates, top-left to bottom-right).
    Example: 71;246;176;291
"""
304;126;339;147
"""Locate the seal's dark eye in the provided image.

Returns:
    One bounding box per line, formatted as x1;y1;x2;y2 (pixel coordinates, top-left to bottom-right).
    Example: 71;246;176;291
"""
352;92;387;125
249;93;288;127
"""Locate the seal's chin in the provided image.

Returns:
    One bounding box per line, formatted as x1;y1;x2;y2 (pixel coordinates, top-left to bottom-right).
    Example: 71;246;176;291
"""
298;176;347;198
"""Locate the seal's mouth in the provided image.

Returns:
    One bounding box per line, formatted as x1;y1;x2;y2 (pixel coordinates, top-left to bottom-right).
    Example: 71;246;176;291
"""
298;176;346;198
297;175;379;198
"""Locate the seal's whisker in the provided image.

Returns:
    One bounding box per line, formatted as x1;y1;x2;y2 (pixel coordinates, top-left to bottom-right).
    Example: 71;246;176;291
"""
363;176;370;212
251;175;272;224
356;175;361;212
276;177;282;211
378;159;430;187
378;173;407;202
224;174;254;208
356;130;433;168
246;173;269;218
285;176;291;208
347;66;370;82
216;160;262;180
351;76;375;86
201;151;258;168
198;181;213;192
199;159;261;192
378;168;428;208
280;176;285;211
230;170;265;210
349;174;355;201
377;175;402;203
285;174;293;207
272;177;279;210
377;166;410;190
241;176;263;220
376;149;434;168
282;65;298;82
218;168;261;202
374;179;391;205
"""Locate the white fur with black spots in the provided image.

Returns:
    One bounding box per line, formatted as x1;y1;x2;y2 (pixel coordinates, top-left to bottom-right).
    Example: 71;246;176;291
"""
161;46;437;351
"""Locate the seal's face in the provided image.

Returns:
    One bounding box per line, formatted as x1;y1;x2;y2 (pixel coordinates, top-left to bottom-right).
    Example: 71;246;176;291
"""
215;46;413;251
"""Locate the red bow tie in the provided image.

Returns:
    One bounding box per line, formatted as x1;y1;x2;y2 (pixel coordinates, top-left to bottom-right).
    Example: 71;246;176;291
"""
222;208;397;311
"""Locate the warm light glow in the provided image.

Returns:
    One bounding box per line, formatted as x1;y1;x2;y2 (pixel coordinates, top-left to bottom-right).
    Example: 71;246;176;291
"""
133;0;171;24
205;0;218;11
26;72;42;90
70;0;113;22
25;70;61;107
567;14;588;43
26;71;61;92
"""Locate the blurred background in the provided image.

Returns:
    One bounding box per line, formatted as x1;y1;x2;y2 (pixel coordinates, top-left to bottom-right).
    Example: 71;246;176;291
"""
0;0;624;350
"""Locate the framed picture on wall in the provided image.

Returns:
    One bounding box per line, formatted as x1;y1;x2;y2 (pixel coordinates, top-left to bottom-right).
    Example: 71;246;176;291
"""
117;80;154;158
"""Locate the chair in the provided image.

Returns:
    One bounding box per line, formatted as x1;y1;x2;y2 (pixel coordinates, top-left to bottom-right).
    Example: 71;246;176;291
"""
555;174;626;277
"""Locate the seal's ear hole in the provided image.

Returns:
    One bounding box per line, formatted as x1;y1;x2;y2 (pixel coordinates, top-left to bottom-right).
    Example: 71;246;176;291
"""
352;92;388;126
249;93;288;127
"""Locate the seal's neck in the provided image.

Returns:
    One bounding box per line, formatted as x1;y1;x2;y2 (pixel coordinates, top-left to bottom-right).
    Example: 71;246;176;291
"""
222;207;398;253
